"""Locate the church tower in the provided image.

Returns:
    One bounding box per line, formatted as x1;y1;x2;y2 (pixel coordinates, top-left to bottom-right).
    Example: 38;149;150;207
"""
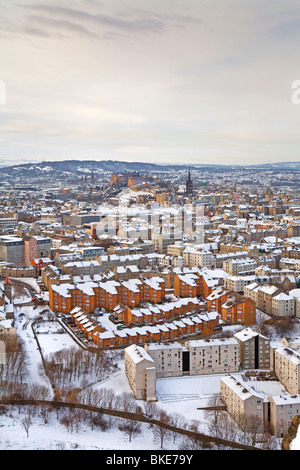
186;170;193;194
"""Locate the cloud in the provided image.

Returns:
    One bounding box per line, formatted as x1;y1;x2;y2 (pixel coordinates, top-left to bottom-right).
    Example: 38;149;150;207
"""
1;0;300;165
17;4;165;38
21;26;51;38
24;14;100;38
15;3;202;39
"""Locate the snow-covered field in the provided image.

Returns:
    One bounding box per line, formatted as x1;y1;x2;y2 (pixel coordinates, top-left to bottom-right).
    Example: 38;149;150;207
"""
0;405;180;450
1;278;299;450
34;320;81;355
0;358;215;450
290;427;300;450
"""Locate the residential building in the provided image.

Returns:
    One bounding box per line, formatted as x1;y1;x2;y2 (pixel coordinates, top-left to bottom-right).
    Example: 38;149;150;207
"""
24;236;51;266
60;260;102;277
243;282;261;304
0;236;25;265
224;275;257;294
152;230;182;254
221;372;300;438
274;346;300;395
290;289;300;319
234;327;270;370
223;257;257;275
93;311;219;348
269;395;300;438
124;344;157;401
173;270;219;299
78;246;105;260
70;307;105;340
206;287;230;312
0;216;18;230
49;277;166;313
256;284;280;315
0;318;16;338
279;258;300;271
115;297;200;325
174;273;201;298
62;213;100;226
221;293;256;325
207;287;256;325
186;338;239;375
272;292;294;317
183;247;215;269
220;375;267;434
144;342;183;378
167;241;185;257
145;337;238;378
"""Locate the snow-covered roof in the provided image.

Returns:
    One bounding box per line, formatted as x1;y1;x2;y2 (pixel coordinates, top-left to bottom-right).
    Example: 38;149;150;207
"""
125;344;155;364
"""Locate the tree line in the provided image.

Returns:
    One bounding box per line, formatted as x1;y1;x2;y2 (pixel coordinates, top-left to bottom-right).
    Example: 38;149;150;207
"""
43;347;121;389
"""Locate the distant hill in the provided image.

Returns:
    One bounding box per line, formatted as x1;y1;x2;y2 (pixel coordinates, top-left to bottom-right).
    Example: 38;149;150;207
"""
0;159;196;175
0;159;300;177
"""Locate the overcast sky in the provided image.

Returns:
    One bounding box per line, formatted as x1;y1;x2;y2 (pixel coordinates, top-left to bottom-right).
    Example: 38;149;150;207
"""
0;0;300;166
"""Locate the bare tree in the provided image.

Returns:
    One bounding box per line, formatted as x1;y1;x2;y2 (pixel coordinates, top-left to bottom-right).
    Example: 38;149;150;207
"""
169;412;186;443
239;413;264;447
260;433;280;450
90;412;108;431
72;410;83;433
43;347;118;389
118;392;136;413
205;395;227;438
60;414;72;433
143;401;158;427
0;337;27;391
179;434;212;450
119;418;142;442
214;413;241;442
22;415;32;438
152;409;171;449
255;310;269;337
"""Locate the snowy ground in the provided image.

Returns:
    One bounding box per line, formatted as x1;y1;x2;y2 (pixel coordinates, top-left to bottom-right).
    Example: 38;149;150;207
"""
0;407;183;451
0;354;223;450
13;277;40;293
290;427;300;450
14;305;53;392
36;322;80;356
1;278;299;450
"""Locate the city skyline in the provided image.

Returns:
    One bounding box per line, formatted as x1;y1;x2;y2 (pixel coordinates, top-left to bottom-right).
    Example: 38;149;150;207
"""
1;0;300;166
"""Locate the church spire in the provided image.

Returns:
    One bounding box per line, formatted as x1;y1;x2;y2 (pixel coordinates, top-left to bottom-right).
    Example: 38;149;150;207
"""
186;169;193;194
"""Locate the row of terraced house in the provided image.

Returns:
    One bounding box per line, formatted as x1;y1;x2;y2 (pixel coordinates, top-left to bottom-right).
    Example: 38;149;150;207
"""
49;276;166;314
69;306;219;348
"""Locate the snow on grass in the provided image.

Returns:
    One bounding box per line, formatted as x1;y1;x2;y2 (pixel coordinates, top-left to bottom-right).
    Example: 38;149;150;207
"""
14;277;40;293
35;321;80;356
0;406;180;450
290;426;300;450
